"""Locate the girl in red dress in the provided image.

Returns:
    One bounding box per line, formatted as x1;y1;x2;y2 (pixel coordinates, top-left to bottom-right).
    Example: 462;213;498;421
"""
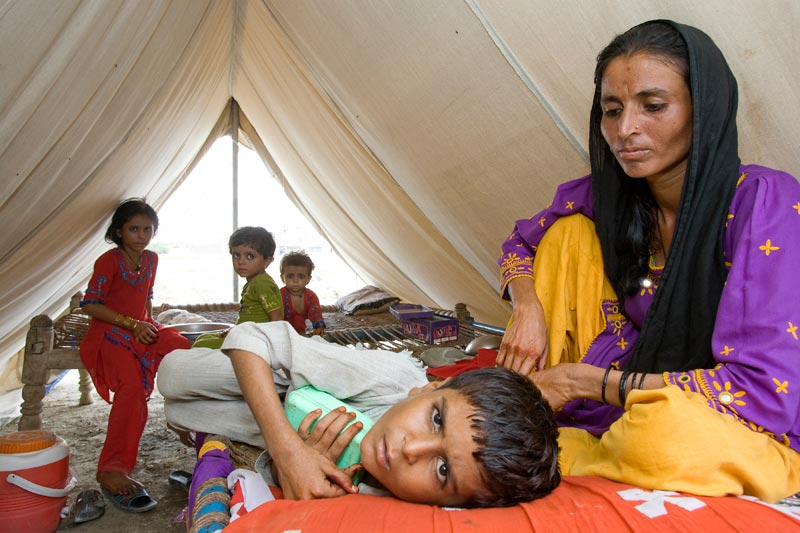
80;198;189;512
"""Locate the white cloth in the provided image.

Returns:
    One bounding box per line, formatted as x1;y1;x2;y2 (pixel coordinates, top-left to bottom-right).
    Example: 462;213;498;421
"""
157;321;428;447
227;468;275;522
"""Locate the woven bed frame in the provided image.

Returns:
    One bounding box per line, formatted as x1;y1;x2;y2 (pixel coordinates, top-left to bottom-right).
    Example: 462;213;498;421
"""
18;294;487;431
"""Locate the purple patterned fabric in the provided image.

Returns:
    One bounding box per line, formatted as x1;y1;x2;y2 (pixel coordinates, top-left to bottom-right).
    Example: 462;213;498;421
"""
498;165;800;450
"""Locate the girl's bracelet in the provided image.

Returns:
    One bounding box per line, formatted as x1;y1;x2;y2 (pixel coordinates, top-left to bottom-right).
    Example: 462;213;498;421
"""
121;315;136;330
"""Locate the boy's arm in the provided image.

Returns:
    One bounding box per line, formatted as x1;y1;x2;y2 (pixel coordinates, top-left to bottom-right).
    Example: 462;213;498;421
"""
228;348;358;499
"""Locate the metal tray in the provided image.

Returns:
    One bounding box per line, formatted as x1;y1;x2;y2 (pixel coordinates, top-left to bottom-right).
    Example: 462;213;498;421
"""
165;322;234;341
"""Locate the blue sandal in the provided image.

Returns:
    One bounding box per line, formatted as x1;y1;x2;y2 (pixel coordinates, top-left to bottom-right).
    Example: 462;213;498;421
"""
101;486;158;513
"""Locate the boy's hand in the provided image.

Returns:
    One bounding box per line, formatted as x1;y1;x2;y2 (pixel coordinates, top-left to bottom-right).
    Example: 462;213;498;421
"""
272;442;359;500
298;407;363;465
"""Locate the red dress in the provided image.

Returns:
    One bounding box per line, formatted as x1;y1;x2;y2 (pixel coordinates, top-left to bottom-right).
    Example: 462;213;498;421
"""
80;248;188;474
280;287;325;335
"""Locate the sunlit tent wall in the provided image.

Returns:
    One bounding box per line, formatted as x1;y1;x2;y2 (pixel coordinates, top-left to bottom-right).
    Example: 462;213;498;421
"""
1;0;798;423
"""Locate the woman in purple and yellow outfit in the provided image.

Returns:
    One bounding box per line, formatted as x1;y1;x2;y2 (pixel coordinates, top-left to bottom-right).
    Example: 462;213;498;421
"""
497;20;800;502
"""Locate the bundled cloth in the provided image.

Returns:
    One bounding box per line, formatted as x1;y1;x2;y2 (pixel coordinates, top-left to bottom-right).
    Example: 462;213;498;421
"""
335;285;400;315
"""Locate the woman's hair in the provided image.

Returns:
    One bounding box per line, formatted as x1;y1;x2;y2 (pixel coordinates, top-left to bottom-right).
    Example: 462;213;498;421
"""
228;226;276;259
280;250;315;276
104;198;159;246
590;21;690;298
440;367;561;507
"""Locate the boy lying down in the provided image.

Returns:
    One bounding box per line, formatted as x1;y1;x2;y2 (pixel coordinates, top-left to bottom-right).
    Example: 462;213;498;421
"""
157;321;560;507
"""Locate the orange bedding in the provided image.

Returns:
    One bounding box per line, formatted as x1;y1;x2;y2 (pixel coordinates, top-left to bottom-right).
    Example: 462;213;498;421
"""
223;475;799;532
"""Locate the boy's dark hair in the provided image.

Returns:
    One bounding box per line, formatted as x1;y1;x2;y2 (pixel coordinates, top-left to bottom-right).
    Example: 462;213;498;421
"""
440;367;561;507
229;226;276;259
280;250;315;276
105;198;159;246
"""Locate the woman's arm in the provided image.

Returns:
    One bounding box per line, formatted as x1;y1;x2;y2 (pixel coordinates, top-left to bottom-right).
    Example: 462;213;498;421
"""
662;170;800;441
496;277;549;373
532;363;665;410
497;176;594;373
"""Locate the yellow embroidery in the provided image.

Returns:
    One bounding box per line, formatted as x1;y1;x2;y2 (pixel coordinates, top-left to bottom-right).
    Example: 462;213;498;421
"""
500;253;531;274
538;217;546;227
713;381;746;406
773;378;789;394
719;345;734;356
759;239;779;256
793;202;800;215
566;201;574;210
736;172;747;187
605;305;626;336
726;213;734;228
616;337;628;350
788;322;799;340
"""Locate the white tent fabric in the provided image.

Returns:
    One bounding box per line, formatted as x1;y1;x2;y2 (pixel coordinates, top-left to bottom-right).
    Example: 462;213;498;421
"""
1;0;798;422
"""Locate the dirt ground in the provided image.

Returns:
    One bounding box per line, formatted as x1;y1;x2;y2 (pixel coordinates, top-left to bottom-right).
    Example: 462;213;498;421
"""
0;370;197;532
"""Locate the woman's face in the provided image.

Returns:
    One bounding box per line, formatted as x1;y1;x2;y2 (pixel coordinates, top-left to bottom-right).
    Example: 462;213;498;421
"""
599;52;692;185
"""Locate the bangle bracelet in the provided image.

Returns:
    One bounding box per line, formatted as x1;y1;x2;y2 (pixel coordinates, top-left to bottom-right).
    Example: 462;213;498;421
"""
619;369;632;405
638;372;647;390
601;366;613;404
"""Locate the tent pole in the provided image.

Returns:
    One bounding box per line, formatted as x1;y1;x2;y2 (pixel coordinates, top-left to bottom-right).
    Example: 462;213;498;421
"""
232;99;240;303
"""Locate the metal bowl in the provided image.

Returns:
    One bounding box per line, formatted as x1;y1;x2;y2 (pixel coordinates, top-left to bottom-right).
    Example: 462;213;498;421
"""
464;334;503;355
166;322;234;342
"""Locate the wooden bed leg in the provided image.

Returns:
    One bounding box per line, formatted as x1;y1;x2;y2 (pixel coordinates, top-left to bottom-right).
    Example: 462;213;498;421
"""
19;315;54;431
78;368;94;405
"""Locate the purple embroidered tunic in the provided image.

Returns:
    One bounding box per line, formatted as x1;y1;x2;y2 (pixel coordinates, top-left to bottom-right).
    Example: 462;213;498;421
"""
498;165;800;451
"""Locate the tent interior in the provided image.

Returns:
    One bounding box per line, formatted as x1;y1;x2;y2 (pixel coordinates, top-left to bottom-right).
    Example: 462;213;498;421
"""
1;0;798;425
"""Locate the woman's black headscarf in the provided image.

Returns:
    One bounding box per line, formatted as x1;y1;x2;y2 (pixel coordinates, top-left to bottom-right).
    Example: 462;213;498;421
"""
590;20;740;372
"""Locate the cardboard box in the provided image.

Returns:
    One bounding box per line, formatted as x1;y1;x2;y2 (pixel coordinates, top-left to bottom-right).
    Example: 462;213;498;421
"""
401;316;460;344
390;303;434;320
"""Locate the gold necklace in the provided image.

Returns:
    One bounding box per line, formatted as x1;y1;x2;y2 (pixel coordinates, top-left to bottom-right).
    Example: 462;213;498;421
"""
120;247;141;272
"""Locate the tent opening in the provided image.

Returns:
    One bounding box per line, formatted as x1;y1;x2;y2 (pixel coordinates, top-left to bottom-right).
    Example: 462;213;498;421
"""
150;137;365;307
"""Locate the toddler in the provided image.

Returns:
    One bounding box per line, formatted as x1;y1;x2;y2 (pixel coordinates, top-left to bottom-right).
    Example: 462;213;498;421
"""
279;251;325;336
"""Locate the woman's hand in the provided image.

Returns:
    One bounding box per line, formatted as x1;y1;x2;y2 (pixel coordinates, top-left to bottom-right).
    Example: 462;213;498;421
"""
132;320;158;345
497;278;549;374
530;364;579;411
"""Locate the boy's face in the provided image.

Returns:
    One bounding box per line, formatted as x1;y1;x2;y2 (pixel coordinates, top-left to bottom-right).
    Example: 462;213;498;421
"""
230;244;272;282
281;265;311;295
360;388;485;507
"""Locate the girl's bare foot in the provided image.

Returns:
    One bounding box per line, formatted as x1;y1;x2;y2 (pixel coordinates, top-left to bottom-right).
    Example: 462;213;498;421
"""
96;471;141;495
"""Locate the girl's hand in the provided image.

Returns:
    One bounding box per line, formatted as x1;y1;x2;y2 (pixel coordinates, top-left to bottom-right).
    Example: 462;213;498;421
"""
133;321;158;345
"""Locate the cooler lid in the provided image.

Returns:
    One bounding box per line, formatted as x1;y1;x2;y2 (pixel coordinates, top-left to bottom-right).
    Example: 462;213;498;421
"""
0;430;57;454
